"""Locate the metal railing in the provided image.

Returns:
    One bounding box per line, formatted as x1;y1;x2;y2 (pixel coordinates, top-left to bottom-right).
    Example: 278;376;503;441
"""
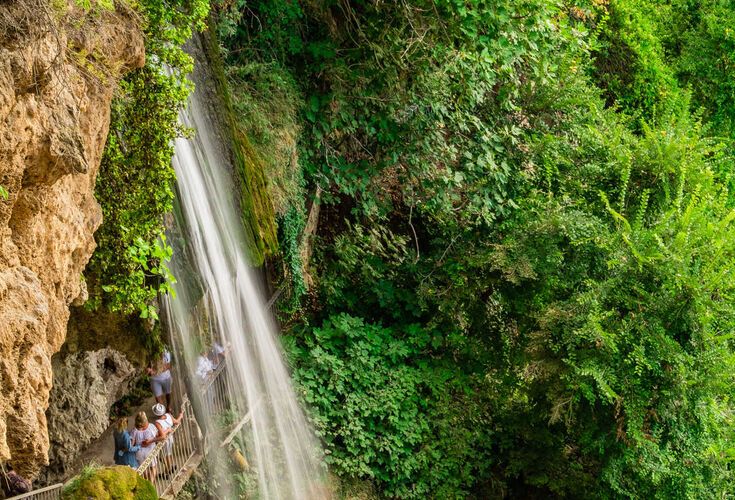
136;398;202;499
201;358;233;418
8;338;254;500
5;483;62;500
136;359;238;498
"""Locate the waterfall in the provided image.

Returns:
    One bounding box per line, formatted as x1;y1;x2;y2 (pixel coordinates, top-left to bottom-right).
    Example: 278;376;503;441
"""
161;45;324;499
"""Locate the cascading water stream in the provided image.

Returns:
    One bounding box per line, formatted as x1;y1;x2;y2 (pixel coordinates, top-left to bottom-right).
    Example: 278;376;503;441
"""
161;46;324;499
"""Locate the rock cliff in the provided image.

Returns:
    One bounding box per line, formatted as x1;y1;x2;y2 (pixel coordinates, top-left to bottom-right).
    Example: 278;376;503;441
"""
0;0;143;478
46;348;135;479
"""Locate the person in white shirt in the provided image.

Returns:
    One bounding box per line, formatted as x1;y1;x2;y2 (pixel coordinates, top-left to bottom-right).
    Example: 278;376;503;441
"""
196;346;217;413
209;341;227;367
195;350;214;382
151;403;183;476
131;412;159;481
147;350;172;411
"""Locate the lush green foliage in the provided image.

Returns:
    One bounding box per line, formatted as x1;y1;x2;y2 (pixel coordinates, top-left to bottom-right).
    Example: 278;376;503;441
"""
277;204;307;312
199;28;279;264
653;0;735;136
214;0;735;497
210;2;306;303
86;0;209;318
289;314;492;498
591;0;680;120
593;0;735;136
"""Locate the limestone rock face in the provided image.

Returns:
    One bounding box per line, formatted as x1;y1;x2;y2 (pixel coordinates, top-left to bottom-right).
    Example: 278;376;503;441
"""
0;0;144;477
45;348;135;477
65;306;152;369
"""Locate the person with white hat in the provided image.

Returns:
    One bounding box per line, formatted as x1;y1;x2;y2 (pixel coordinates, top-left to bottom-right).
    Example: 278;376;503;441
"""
151;403;183;476
209;340;229;368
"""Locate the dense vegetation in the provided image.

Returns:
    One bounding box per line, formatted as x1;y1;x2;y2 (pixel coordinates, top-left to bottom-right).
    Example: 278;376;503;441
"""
78;0;735;497
85;0;208;320
212;0;735;497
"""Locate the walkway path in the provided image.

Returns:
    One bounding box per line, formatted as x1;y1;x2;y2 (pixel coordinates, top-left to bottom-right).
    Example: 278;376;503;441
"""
11;359;233;500
75;396;158;471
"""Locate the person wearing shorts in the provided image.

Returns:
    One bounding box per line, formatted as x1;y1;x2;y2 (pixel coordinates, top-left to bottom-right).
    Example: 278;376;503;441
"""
152;403;183;476
148;350;172;410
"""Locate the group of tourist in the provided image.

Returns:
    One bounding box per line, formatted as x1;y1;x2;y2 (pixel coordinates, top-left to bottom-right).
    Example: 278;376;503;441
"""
2;339;229;498
1;348;180;498
112;347;182;481
112;339;228;480
113;404;183;481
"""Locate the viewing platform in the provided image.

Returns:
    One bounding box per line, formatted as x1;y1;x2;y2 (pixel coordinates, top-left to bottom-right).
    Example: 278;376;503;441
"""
8;357;241;500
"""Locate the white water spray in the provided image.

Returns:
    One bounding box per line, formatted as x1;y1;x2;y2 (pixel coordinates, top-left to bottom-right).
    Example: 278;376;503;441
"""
162;47;324;499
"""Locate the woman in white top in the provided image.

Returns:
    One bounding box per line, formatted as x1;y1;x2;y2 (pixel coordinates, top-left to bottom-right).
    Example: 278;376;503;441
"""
152;403;183;475
131;411;159;481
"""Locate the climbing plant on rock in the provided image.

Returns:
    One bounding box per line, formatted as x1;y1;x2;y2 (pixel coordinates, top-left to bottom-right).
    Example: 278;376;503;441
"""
86;0;209;319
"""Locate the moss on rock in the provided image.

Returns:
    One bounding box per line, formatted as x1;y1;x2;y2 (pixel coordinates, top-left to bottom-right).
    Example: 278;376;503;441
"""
61;465;157;500
200;24;279;265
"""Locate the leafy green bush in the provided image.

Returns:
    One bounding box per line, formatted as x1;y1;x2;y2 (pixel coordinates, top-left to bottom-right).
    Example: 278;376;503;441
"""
86;0;209;318
289;314;493;498
591;0;680;120
654;0;735;136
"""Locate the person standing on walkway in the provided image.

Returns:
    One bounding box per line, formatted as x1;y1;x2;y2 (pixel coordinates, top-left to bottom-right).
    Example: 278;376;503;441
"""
209;340;228;368
196;347;214;383
195;346;216;413
151;403;184;476
113;416;140;468
147;349;173;411
131;412;159;481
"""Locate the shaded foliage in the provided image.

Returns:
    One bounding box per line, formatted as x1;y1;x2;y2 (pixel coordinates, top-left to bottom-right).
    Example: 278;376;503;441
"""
214;0;735;497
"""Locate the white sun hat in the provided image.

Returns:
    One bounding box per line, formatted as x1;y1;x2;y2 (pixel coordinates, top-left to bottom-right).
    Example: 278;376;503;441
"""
152;403;166;416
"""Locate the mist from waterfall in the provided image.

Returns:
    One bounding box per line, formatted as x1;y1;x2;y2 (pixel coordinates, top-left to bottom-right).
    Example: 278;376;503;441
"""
161;53;324;499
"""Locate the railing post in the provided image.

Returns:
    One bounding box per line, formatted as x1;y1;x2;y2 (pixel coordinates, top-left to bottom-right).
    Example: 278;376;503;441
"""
4;483;63;500
135;396;204;498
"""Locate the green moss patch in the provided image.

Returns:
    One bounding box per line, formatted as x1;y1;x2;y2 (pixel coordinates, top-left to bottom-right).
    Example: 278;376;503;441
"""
62;465;157;500
201;24;279;265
